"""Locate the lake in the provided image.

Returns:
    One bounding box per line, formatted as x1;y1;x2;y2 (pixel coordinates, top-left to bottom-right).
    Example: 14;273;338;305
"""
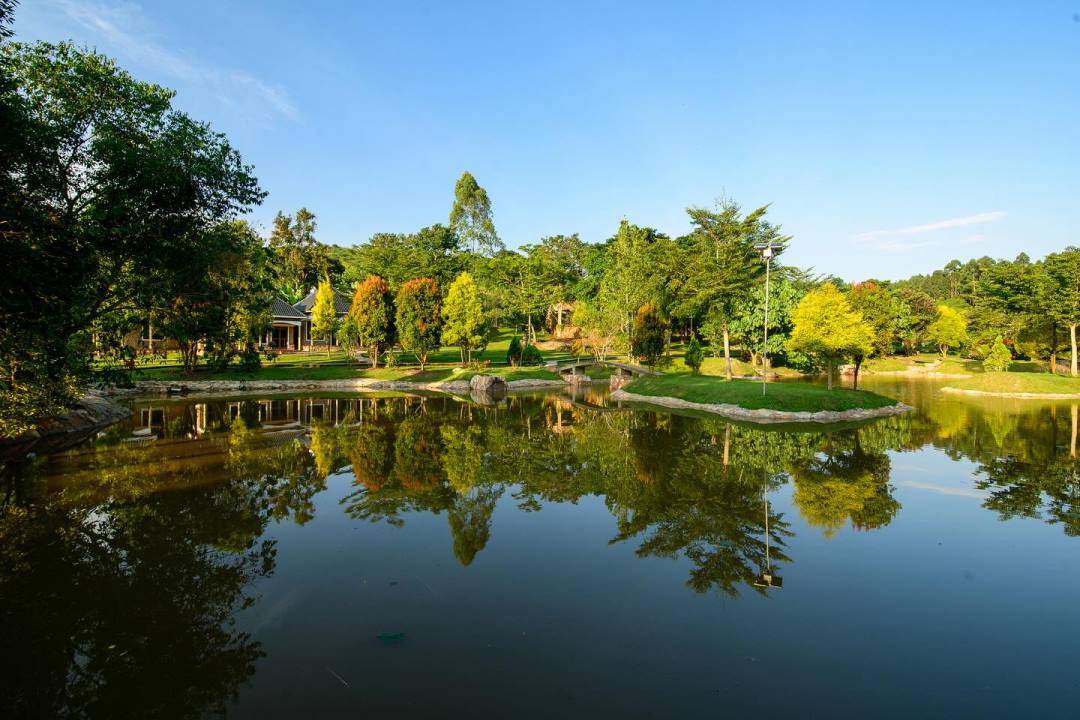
2;379;1077;718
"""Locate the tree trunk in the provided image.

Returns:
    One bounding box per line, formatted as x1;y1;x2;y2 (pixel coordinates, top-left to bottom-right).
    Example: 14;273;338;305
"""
1072;324;1078;377
827;358;834;390
853;354;863;390
1050;323;1057;374
370;343;379;368
940;344;948;360
723;323;732;380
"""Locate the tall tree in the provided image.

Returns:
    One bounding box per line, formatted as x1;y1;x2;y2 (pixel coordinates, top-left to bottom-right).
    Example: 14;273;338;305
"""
156;220;272;372
673;200;788;379
348;275;395;368
0;41;263;435
395;278;442;370
310;280;338;357
267;208;330;302
341;224;463;292
1042;249;1080;376
449;172;501;255
787;283;874;389
442;272;487;365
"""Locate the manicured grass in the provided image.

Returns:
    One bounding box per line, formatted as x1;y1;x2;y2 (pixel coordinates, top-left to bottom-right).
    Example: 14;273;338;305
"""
622;375;898;412
863;356;916;372
949;372;1080;395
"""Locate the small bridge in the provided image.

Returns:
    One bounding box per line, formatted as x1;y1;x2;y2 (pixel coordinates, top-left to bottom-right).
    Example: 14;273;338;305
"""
552;359;661;379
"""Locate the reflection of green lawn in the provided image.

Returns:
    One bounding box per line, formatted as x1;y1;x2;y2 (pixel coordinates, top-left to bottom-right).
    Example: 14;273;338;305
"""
949;372;1080;394
136;362;561;383
622;375;897;412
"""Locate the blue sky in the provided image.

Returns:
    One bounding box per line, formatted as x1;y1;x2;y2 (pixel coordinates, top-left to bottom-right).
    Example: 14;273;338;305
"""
15;1;1080;280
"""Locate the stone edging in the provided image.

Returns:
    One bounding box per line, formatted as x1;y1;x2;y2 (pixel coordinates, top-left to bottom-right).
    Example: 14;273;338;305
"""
1;392;132;455
941;387;1080;400
118;377;568;398
609;389;912;424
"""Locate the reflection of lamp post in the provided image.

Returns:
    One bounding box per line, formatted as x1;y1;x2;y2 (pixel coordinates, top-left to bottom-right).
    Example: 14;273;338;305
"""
754;447;783;589
754;242;785;396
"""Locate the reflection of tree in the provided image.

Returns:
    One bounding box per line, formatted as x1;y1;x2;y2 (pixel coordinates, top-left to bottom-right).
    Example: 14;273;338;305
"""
976;456;1080;536
789;436;899;537
0;471;276;719
392;415;445;492
341;415;453;527
448;485;503;566
441;424;485;493
226;418;324;525
347;421;395;491
604;417;793;596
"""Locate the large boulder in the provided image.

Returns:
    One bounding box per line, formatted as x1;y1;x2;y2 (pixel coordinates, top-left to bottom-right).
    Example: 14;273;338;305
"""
469;374;507;404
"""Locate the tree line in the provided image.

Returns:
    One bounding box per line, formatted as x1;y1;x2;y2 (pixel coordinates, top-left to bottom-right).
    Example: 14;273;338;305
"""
4;0;1079;435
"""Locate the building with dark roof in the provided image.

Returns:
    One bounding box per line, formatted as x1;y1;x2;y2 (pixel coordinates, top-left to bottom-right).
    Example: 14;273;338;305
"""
267;288;351;351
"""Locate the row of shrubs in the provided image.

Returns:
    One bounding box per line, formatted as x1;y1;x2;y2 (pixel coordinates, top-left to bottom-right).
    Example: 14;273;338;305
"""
505;336;545;367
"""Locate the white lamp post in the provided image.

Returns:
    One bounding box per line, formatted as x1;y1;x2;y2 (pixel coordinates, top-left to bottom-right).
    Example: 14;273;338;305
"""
753;242;785;396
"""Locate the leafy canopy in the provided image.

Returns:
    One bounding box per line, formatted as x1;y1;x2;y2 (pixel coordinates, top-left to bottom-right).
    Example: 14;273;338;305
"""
442;272;487;364
395;277;441;370
787;283;874;365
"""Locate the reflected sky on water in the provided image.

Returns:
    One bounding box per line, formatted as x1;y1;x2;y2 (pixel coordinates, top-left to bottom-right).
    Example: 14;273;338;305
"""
2;379;1078;718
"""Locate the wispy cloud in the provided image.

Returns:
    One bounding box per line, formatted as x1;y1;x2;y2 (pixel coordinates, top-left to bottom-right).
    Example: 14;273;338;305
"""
56;0;298;124
852;210;1006;252
900;480;988;499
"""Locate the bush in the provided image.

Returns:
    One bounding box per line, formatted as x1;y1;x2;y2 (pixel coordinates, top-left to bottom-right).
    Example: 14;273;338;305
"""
520;344;544;366
983;336;1012;372
631;304;667;368
237;343;262;372
684;337;704;373
506;335;523;366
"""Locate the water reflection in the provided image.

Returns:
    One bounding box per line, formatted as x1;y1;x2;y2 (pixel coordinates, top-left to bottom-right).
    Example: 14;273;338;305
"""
2;384;1080;717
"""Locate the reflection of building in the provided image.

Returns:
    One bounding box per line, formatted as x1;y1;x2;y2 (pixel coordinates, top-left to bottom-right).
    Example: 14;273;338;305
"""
134;397;380;438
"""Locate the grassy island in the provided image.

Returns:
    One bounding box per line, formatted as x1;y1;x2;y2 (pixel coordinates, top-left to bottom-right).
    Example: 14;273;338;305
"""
621;375;898;413
946;372;1080;396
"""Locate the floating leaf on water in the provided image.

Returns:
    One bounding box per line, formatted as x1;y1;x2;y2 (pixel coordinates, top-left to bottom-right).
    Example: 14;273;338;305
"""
376;632;405;645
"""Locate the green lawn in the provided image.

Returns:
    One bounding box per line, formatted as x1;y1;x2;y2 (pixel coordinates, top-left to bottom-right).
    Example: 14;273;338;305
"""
622;375;898;412
949;372;1080;394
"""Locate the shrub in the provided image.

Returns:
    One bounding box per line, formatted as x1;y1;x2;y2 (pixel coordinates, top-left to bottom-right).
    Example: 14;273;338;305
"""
520;344;544;366
237;343;262;372
684;337;704;373
631;304;667;368
506;335;523;366
983;336;1012;372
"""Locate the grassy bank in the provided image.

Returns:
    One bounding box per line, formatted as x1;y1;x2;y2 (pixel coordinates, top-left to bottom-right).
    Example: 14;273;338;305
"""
948;372;1080;395
622;375;897;412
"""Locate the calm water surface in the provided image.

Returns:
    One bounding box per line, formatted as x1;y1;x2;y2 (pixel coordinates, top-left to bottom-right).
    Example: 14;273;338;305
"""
2;379;1078;718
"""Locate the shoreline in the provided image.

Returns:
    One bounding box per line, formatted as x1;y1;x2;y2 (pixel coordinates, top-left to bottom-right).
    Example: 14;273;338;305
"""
941;386;1080;400
113;377;569;398
610;388;912;424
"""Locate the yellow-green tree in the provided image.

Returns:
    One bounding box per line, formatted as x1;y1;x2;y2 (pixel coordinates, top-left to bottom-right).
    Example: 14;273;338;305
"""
928;305;968;359
787;283;874;389
310;279;339;357
442;272;486;365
